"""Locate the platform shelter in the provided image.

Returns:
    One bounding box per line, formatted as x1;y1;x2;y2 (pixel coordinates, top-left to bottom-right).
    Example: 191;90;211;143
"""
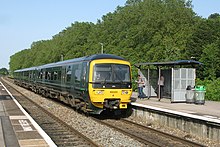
135;60;202;102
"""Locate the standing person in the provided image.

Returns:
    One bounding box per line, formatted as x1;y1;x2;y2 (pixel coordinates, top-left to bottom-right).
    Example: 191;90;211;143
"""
137;75;145;99
157;74;165;100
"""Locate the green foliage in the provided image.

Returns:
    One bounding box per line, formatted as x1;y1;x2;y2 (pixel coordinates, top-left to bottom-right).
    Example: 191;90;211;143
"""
10;0;197;71
200;41;220;79
0;68;9;75
186;14;220;66
196;78;220;101
9;0;220;101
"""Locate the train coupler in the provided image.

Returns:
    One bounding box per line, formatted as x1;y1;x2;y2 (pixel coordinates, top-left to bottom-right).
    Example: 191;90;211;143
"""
104;99;120;109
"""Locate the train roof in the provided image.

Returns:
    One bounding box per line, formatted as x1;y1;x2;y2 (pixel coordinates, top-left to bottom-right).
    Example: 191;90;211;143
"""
87;54;125;60
14;66;38;72
40;54;125;68
14;54;126;72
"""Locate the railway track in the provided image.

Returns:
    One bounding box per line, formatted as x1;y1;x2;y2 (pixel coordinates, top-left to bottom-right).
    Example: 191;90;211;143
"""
93;117;206;147
2;79;98;147
2;77;207;146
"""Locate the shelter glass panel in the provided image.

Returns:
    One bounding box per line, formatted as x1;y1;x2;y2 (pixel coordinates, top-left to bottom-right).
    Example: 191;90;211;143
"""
181;80;187;89
174;80;180;89
181;69;187;78
188;69;195;79
174;69;180;79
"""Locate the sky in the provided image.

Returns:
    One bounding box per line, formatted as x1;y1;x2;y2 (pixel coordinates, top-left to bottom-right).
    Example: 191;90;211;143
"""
0;0;220;69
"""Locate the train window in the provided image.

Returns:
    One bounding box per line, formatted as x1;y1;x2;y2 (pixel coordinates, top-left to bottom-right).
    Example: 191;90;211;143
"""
45;71;48;80
75;69;81;83
51;72;54;80
29;72;31;79
93;64;131;82
57;71;61;81
66;71;71;82
73;63;82;84
81;62;87;87
43;71;46;80
37;71;40;79
39;70;43;79
66;66;72;82
24;71;28;77
93;64;112;81
54;71;58;80
47;72;51;80
113;64;131;82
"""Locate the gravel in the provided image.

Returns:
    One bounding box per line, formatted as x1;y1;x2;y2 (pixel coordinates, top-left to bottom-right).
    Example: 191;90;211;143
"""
4;78;220;147
127;114;220;147
4;79;144;147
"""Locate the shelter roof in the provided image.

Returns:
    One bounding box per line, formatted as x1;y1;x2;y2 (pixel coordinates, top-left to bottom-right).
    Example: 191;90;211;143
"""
135;60;203;68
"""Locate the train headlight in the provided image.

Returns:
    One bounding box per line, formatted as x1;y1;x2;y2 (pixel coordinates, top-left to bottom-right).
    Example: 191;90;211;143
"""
94;90;104;95
122;90;129;95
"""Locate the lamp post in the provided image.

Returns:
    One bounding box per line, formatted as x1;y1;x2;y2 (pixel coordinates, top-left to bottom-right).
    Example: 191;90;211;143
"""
61;54;64;61
99;43;103;54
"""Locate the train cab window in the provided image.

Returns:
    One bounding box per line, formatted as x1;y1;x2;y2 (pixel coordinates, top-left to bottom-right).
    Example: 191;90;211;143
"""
93;64;131;82
113;64;131;82
93;64;112;82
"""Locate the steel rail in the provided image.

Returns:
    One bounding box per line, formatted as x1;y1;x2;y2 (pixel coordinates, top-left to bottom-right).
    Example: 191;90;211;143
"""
2;78;99;147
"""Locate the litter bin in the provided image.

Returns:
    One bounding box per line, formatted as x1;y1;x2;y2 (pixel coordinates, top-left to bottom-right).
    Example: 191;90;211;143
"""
194;85;206;105
186;85;195;103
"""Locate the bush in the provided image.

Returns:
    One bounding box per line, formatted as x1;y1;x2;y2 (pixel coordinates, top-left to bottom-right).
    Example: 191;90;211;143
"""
196;78;220;101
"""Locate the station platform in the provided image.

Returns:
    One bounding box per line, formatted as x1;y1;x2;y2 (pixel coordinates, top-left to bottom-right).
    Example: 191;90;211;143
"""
0;81;56;147
131;92;220;124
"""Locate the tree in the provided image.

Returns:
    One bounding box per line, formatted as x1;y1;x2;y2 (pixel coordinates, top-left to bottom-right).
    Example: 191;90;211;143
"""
0;68;9;75
186;13;220;61
200;41;220;79
10;0;198;72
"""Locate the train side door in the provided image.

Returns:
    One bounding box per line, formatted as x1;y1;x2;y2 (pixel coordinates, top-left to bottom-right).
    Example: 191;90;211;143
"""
66;65;72;93
72;63;82;99
61;66;66;92
81;62;88;88
71;62;88;99
79;62;88;101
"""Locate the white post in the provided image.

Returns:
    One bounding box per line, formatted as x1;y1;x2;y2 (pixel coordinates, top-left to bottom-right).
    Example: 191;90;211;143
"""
99;43;103;54
61;54;63;61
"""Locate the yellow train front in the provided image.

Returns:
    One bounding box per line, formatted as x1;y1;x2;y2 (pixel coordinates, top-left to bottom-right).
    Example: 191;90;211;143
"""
87;55;132;115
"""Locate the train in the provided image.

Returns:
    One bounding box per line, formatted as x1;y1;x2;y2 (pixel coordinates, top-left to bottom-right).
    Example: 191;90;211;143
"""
13;54;133;115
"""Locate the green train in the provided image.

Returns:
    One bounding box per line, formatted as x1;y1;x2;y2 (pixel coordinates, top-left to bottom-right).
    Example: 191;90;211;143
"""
14;54;133;115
